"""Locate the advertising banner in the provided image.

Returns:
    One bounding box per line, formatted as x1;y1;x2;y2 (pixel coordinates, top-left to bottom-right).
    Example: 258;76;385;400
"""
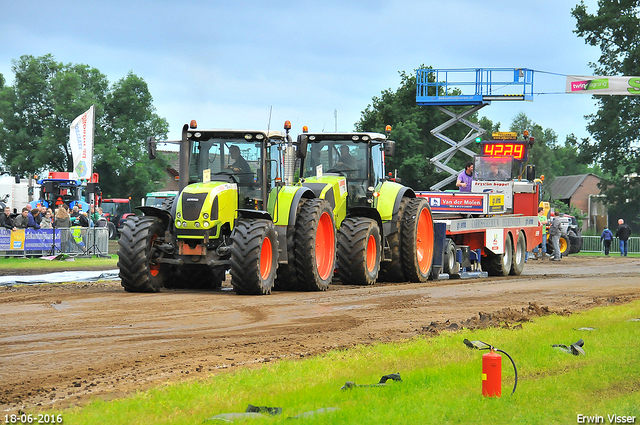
69;105;95;180
417;192;486;214
0;229;61;251
566;75;640;95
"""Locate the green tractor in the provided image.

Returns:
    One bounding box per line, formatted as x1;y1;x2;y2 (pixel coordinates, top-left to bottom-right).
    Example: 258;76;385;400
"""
117;121;337;294
291;128;436;286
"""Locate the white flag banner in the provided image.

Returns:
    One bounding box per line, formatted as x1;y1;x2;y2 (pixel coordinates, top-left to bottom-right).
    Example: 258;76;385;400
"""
566;75;640;95
69;105;95;180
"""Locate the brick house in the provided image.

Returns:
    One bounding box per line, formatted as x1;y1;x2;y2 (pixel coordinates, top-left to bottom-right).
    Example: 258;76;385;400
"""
546;173;607;232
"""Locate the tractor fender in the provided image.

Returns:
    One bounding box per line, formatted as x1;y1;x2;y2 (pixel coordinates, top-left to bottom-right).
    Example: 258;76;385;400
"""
377;183;415;235
267;185;316;227
137;206;173;230
237;209;272;221
347;207;383;237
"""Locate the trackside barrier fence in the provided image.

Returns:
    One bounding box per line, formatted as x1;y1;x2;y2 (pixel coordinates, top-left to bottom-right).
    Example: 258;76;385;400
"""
0;227;110;257
581;236;639;254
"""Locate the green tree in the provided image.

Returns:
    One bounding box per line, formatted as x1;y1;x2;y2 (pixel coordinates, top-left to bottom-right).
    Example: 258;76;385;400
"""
355;67;482;190
0;54;169;202
572;1;640;231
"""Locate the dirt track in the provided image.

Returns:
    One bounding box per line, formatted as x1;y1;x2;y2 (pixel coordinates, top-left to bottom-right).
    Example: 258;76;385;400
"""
1;255;639;413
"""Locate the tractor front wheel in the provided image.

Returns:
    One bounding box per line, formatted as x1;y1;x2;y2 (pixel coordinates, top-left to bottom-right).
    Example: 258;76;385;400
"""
229;219;278;295
117;216;166;292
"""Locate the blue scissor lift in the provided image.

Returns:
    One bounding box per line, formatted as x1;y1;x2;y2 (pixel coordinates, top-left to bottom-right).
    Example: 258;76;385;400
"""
416;68;534;189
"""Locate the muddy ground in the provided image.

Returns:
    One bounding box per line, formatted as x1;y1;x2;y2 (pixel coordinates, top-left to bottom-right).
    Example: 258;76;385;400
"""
1;255;639;414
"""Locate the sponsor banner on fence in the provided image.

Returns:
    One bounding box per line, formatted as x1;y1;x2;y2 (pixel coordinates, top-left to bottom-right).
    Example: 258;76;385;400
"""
566;75;640;95
0;229;60;250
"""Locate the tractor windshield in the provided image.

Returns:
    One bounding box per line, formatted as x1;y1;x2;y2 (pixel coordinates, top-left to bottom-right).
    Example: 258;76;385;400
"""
190;138;262;185
303;137;386;206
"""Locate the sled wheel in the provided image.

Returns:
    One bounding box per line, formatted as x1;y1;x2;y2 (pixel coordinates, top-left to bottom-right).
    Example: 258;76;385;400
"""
510;231;526;276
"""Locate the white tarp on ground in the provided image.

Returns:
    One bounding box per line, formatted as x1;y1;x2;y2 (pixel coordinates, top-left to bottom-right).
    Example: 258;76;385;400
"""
0;269;120;286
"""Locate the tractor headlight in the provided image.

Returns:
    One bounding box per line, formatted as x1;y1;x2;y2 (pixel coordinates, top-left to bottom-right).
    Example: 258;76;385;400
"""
195;222;201;228
176;220;182;227
177;212;181;219
203;213;209;220
182;221;188;228
203;221;210;228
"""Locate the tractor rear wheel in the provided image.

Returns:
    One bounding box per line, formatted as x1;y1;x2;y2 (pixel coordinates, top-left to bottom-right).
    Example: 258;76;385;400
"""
510;231;526;276
229;219;278;295
485;234;513;277
295;199;336;291
117;216;166;292
336;218;381;285
401;198;434;282
273;200;305;291
568;231;582;254
378;197;409;283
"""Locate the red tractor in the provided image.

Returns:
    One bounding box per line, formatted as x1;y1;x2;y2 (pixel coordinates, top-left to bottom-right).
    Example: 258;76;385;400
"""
100;198;134;239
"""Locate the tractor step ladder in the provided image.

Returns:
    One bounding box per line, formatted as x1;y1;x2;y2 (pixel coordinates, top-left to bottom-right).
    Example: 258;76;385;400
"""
416;68;534;190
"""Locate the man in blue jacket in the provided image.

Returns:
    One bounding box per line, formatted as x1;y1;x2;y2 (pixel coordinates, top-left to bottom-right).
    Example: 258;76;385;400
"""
600;226;613;256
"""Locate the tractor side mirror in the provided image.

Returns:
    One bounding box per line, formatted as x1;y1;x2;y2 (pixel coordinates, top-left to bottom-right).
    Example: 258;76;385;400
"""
384;140;396;157
296;135;308;159
147;136;157;160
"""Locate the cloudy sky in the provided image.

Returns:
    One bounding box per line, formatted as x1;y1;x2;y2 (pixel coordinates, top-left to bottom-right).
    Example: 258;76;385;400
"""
1;0;601;147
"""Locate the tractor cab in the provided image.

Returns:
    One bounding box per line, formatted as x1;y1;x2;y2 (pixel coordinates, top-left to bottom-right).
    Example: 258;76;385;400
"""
186;129;286;211
300;132;391;208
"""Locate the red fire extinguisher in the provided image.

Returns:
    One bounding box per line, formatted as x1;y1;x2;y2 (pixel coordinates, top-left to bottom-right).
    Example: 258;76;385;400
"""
464;339;518;397
482;349;502;397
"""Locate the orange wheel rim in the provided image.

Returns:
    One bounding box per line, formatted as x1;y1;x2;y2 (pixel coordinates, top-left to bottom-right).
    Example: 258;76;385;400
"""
315;212;335;280
366;234;377;272
559;238;567;252
260;236;273;280
415;207;434;274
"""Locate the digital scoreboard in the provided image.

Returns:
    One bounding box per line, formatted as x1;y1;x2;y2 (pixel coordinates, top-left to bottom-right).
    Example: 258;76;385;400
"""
481;141;528;160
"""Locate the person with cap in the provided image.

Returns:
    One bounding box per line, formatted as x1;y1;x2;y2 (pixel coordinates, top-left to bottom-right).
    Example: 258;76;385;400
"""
600;225;614;256
615;218;632;257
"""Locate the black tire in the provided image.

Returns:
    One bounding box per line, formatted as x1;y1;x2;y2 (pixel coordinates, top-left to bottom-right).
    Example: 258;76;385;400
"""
485;233;513;277
108;221;117;240
336;218;381;286
401;198;434;283
510;231;526;276
117;216;166;293
273;200;305;291
443;239;460;276
229;219;278;295
559;233;571;257
378;197;409;283
160;197;175;212
295;199;336;291
569;233;582;254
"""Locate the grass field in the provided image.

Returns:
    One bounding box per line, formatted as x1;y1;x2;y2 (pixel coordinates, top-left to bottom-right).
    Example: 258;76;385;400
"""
0;255;118;272
56;300;640;424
